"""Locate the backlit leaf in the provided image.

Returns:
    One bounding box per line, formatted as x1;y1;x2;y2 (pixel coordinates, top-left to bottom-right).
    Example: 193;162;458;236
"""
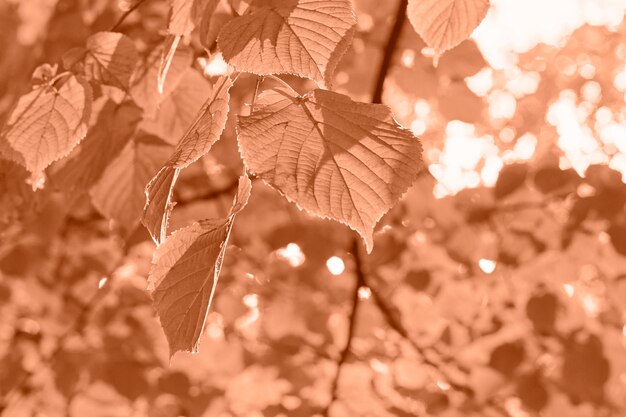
217;0;356;86
148;175;251;356
237;87;422;252
142;76;233;244
0;73;92;184
91;135;171;236
407;0;490;57
169;0;220;38
84;32;139;90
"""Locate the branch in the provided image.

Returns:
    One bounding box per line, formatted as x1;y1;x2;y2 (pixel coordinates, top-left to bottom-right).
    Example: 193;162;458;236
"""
324;237;366;416
110;0;150;31
371;0;408;104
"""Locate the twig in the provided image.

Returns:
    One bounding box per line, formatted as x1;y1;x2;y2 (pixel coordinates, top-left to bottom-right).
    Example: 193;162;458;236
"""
324;237;366;416
371;0;408;104
110;0;149;31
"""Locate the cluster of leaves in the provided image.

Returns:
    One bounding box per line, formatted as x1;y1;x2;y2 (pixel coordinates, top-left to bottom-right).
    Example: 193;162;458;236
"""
1;0;626;417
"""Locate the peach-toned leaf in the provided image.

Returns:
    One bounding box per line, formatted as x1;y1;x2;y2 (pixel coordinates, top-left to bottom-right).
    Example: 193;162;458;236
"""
90;135;171;236
142;76;233;244
148;175;251;356
130;42;193;117
217;0;356;86
53;100;142;195
407;0;490;57
84;32;139;90
142;68;212;145
0;74;92;184
169;0;220;38
237;87;422;252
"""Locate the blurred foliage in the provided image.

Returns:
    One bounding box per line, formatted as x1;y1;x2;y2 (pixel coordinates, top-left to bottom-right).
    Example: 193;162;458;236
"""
1;0;626;416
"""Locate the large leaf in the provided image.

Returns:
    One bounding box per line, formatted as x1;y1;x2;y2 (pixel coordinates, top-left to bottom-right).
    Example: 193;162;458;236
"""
237;87;422;252
90;135;172;236
83;32;139;90
53;99;142;195
169;0;220;38
148;175;252;356
217;0;356;86
0;73;92;184
142;76;233;244
407;0;490;56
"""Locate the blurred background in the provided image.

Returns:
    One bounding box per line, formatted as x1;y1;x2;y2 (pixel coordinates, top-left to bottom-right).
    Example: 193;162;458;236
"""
1;0;626;416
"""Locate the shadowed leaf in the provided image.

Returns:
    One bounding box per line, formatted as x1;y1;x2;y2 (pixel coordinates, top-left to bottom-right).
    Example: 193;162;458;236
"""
84;32;139;90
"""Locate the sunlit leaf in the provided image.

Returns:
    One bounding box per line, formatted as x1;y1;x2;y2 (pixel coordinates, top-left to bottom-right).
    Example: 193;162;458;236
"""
148;175;251;356
407;0;490;57
0;73;92;184
217;0;356;86
237;87;422;252
142;76;233;244
83;32;139;90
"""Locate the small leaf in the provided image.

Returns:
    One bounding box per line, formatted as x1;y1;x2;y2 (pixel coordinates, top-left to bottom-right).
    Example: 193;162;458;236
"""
130;42;193;117
407;0;490;57
494;163;528;199
53;99;142;195
148;175;251;356
141;68;212;145
84;32;139;90
0;74;92;183
217;0;356;86
237;87;422;252
142;76;233;244
90;135;172;236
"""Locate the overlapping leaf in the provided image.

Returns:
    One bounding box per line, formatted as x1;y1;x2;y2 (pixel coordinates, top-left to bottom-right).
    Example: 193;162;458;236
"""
142;76;233;244
142;68;212;145
169;0;220;38
407;0;490;56
53;99;142;195
0;73;92;183
217;0;356;86
148;175;252;356
237;87;422;252
83;32;139;90
90;135;172;236
130;43;193;117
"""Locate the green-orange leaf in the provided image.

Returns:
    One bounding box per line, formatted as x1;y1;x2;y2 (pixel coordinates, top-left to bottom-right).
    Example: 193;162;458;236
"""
0;73;91;184
237;87;422;252
142;76;233;244
407;0;490;57
148;175;251;356
217;0;356;87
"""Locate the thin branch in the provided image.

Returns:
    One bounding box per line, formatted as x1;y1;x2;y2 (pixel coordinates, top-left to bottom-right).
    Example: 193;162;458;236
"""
324;237;366;416
110;0;149;32
371;0;408;104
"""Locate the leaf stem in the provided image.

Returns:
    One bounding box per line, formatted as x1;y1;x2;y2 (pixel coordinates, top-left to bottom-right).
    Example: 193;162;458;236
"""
371;0;408;104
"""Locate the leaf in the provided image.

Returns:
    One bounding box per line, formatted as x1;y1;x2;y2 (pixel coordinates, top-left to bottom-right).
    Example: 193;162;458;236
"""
237;87;422;252
130;42;193;117
142;76;233;244
407;0;490;57
217;0;356;86
0;74;92;183
53;99;142;195
169;0;220;38
84;32;139;90
141;68;212;145
90;135;172;236
494;163;528;199
148;175;251;356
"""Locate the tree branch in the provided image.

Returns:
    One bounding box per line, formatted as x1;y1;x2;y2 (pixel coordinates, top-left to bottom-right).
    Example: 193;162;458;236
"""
324;237;366;416
371;0;408;104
